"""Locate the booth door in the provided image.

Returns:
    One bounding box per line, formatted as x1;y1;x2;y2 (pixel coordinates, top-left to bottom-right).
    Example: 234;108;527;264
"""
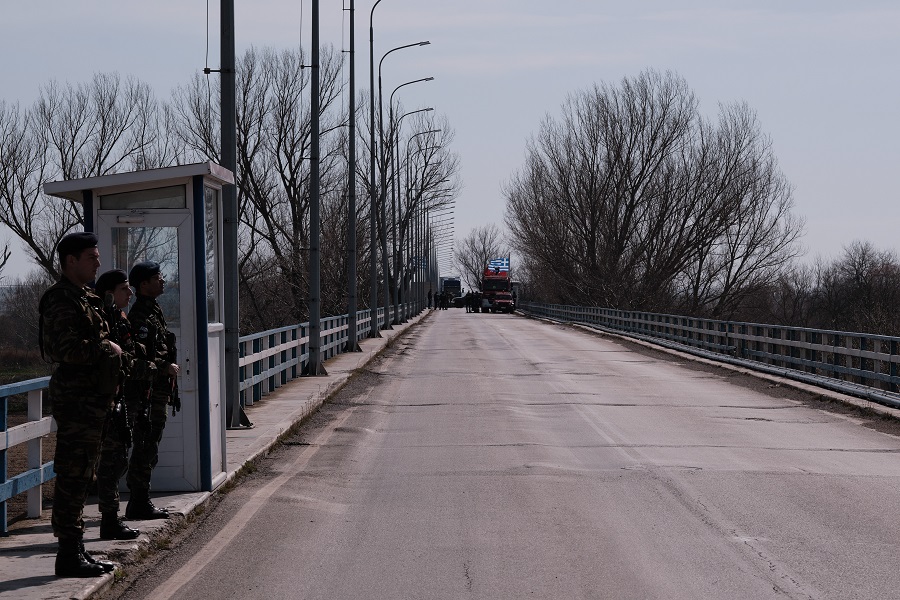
97;212;201;491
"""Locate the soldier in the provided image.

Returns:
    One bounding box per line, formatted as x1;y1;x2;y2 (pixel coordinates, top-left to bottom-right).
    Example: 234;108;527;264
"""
39;232;121;577
124;261;180;520
94;269;157;540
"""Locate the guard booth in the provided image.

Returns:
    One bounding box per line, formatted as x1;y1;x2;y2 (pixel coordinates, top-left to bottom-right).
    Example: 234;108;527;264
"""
44;162;234;492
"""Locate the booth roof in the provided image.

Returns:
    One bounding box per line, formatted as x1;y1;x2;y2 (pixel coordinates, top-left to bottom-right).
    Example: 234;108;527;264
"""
43;162;235;201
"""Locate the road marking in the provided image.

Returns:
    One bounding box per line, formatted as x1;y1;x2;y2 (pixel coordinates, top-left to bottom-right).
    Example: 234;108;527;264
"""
144;408;355;600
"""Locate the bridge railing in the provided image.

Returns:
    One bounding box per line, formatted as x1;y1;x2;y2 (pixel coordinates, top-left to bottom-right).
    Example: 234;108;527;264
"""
238;305;407;405
0;377;54;536
519;301;900;410
1;301;419;535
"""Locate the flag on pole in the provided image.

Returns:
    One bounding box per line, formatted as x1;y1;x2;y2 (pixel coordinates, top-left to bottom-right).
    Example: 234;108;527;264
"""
487;257;510;272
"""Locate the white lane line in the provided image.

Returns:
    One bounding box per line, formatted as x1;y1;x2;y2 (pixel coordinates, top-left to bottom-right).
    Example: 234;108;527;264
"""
145;408;355;600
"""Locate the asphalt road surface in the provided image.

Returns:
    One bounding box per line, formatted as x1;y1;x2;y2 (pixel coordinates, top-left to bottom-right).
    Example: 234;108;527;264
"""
110;310;900;600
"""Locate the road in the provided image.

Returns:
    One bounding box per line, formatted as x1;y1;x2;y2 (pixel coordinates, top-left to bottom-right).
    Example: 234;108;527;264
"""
110;310;900;600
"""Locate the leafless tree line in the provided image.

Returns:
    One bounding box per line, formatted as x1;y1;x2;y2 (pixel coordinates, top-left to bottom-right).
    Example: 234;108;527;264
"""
755;241;900;336
0;45;459;348
504;70;803;319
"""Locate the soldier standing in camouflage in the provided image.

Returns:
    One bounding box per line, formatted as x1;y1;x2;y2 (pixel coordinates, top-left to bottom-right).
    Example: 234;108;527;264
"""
39;232;122;577
125;261;180;520
95;269;158;539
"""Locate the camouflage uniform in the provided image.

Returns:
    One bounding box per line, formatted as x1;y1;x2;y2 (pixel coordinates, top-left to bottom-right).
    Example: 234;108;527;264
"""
96;301;156;515
39;278;122;543
125;294;174;500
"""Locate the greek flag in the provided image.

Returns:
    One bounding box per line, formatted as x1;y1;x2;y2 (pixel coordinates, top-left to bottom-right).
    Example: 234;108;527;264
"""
488;257;510;272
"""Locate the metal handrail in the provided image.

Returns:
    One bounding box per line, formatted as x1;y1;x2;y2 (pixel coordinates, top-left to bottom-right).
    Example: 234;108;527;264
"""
519;302;900;410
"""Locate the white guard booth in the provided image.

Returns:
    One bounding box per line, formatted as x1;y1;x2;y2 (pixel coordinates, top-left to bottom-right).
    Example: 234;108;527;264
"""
45;162;234;492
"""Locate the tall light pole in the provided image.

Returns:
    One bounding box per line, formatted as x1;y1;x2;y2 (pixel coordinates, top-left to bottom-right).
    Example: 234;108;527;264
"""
344;0;361;352
307;0;326;375
367;0;384;337
219;0;247;430
387;83;433;323
402;128;440;315
394;107;433;317
378;40;429;327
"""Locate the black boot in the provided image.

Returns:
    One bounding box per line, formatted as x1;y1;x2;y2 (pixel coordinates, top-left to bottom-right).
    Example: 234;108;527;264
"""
55;538;107;578
125;491;169;520
79;541;116;573
100;512;141;540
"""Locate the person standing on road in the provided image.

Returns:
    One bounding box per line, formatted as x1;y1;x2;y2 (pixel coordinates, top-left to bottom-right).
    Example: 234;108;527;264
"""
124;261;180;521
39;232;121;577
94;269;157;540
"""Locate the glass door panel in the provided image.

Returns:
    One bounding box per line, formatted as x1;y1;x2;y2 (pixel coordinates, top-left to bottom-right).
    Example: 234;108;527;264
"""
110;225;181;328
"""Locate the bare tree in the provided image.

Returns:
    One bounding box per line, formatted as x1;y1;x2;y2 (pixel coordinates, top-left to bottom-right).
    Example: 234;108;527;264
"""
672;103;803;318
0;239;10;280
0;269;54;356
0;99;76;279
173;45;347;327
505;70;801;313
814;241;900;335
1;75;176;280
455;224;507;291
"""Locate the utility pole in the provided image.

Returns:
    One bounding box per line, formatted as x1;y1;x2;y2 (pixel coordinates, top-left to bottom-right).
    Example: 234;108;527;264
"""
221;0;249;429
344;0;361;352
307;0;326;375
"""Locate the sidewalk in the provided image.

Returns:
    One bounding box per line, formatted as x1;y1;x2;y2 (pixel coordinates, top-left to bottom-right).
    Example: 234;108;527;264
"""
0;312;427;600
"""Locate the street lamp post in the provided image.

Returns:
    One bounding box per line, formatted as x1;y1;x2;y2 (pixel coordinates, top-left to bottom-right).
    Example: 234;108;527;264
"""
378;41;430;327
387;83;432;323
345;0;361;352
402;128;441;315
368;0;384;337
395;108;433;312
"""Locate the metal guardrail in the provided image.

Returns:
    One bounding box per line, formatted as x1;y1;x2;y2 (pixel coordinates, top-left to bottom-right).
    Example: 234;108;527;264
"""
519;302;900;411
238;306;402;405
1;301;418;534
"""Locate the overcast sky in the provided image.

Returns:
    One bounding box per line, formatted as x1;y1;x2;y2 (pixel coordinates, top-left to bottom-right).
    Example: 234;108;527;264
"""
2;1;898;279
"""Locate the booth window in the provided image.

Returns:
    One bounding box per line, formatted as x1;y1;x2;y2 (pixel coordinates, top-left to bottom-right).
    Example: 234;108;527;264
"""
111;226;181;329
204;186;219;323
100;185;186;210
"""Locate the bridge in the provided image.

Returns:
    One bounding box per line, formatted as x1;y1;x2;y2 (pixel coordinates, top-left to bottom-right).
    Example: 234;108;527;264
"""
3;305;900;598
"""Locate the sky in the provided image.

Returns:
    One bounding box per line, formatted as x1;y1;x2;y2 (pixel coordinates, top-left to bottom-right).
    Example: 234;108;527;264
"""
1;0;899;280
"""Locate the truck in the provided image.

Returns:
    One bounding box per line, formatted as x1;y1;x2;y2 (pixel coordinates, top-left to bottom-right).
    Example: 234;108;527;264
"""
480;267;514;313
440;277;462;298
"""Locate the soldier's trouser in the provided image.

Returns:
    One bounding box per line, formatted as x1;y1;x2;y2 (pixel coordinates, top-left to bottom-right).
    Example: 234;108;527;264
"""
126;390;169;495
96;408;129;514
51;392;111;542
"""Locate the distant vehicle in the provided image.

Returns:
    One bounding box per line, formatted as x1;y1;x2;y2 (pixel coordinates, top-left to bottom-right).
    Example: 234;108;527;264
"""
441;277;462;298
481;267;514;313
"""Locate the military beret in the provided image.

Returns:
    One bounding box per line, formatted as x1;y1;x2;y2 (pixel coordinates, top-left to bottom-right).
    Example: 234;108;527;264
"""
129;261;161;288
57;232;98;260
95;269;128;296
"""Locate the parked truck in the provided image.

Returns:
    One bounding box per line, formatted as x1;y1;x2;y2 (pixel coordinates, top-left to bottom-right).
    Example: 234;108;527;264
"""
441;277;462;299
480;267;514;313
